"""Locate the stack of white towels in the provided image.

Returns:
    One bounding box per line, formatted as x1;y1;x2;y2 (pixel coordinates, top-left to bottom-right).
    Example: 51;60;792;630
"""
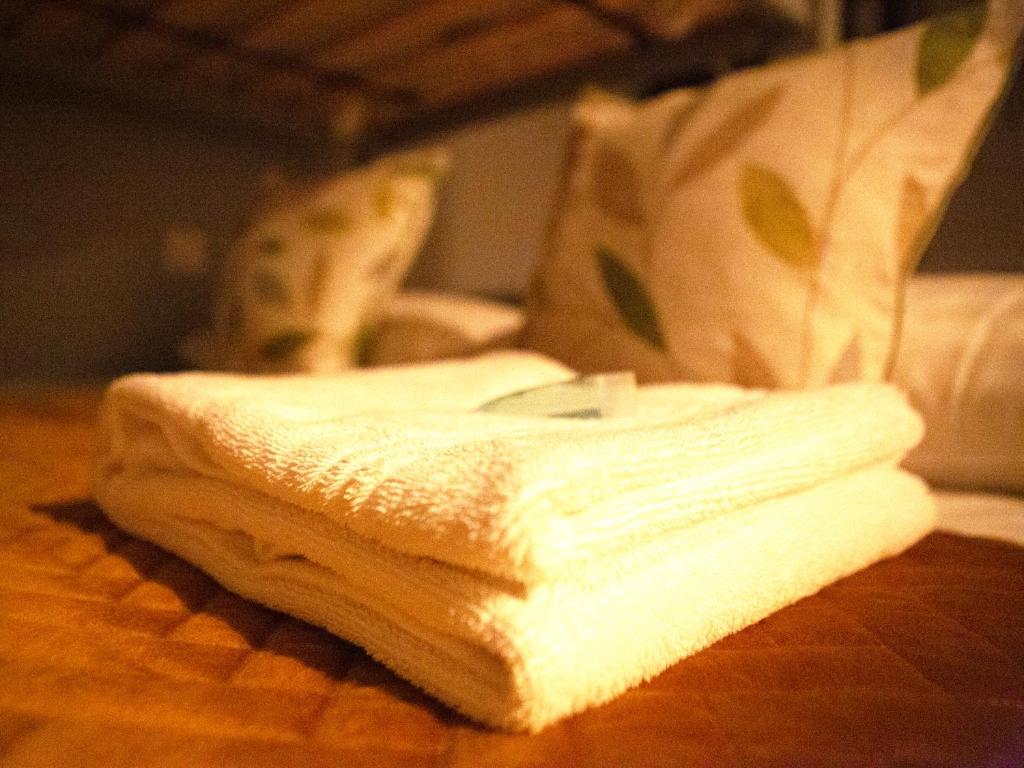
95;351;934;732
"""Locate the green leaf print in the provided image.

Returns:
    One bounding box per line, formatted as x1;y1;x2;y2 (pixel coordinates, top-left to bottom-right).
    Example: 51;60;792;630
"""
597;247;665;349
917;3;987;95
258;329;316;362
257;236;284;256
353;323;377;367
304;208;351;233
740;164;817;268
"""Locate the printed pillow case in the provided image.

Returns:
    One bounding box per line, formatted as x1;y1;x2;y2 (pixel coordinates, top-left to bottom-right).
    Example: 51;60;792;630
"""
208;147;448;373
525;1;1023;387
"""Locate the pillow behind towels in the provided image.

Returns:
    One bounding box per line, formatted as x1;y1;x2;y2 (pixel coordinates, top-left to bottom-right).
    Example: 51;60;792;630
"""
896;273;1024;493
200;147;448;373
525;2;1022;387
364;291;525;367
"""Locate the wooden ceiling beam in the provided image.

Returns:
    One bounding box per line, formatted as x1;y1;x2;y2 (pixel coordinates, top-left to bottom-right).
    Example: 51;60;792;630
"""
363;4;632;108
155;0;293;36
559;0;654;46
366;11;804;151
314;0;547;74
236;0;415;58
38;0;415;102
4;0;809;153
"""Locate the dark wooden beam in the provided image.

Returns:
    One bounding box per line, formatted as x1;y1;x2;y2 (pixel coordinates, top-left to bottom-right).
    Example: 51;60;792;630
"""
367;11;808;154
560;0;655;46
43;0;416;102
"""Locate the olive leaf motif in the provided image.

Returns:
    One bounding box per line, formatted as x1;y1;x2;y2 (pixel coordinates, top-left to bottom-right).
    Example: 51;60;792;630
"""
304;208;351;233
597;247;664;349
671;83;784;188
251;270;289;308
591;143;645;224
257;236;284;256
258;329;316;362
353;323;377;366
895;175;929;274
917;3;987;96
828;335;862;383
733;333;778;389
740;164;817;268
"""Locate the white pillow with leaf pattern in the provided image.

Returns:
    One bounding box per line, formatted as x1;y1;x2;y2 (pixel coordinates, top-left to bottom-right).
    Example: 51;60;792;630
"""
525;1;1022;387
203;147;448;373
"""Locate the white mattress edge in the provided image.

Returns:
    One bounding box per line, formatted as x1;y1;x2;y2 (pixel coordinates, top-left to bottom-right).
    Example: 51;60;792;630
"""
933;490;1024;546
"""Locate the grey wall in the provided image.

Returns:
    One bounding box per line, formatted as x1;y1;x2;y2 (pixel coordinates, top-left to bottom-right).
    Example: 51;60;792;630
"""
918;66;1024;273
404;101;574;301
0;89;309;382
0;88;573;383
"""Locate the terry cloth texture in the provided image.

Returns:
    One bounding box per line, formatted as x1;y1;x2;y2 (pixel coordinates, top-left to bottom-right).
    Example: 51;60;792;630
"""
95;352;934;731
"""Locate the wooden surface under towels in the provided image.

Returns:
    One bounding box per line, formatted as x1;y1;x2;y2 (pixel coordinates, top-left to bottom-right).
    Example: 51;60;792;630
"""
1;387;1023;767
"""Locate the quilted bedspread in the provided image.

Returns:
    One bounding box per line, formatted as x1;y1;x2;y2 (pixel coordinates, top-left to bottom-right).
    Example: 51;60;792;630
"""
1;388;1023;767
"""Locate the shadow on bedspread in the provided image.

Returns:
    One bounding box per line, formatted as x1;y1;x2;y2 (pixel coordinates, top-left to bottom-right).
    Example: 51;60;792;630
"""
4;498;1023;766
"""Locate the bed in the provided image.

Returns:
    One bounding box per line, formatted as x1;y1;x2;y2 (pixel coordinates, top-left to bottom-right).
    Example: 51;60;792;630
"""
3;1;1023;764
2;386;1022;766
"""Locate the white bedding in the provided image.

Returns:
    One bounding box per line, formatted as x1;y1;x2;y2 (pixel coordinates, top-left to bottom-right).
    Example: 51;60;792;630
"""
934;490;1024;546
895;274;1024;494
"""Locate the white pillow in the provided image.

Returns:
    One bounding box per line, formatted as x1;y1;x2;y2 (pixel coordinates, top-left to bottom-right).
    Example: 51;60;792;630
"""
364;291;524;367
895;273;1024;492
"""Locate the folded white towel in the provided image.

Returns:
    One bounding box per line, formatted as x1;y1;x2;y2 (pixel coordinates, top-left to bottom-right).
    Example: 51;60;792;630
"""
94;351;935;730
98;352;924;584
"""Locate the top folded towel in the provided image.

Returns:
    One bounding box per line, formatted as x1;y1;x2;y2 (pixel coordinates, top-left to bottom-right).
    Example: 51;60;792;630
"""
98;351;924;584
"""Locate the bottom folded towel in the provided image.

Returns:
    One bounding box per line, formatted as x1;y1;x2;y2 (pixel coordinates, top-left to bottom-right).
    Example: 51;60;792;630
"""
100;464;934;732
